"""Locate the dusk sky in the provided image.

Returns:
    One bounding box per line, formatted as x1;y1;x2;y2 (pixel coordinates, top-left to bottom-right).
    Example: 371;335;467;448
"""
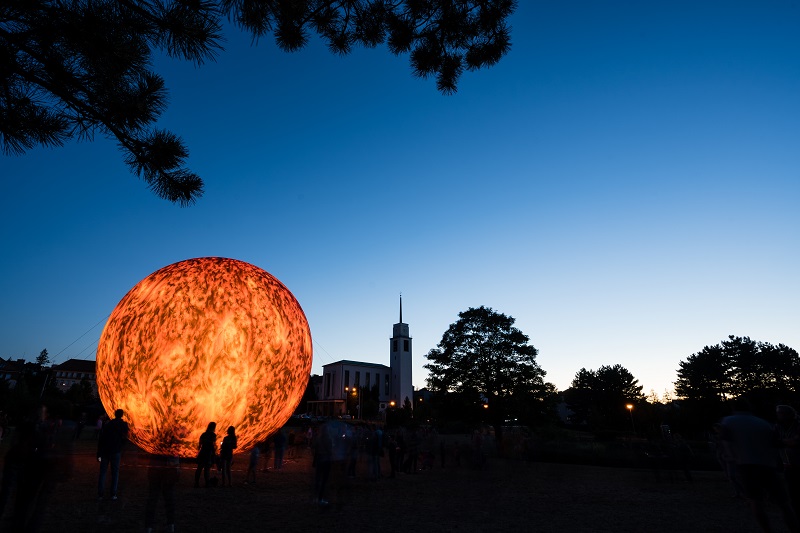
2;1;799;399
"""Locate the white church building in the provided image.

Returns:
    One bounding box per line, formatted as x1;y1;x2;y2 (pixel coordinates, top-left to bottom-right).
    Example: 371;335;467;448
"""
309;298;414;418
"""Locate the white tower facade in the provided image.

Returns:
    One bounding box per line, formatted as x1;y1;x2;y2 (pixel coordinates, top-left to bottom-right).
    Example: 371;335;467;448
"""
389;296;413;409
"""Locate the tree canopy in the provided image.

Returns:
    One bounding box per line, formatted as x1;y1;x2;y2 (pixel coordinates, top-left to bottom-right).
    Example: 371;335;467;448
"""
564;364;644;430
35;348;49;367
675;335;800;420
1;0;517;205
424;306;549;440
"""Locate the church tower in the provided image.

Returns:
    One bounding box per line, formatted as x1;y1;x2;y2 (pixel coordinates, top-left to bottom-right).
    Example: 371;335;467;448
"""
390;296;413;409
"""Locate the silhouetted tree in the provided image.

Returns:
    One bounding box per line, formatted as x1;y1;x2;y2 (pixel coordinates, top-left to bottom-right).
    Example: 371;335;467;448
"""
295;374;318;415
506;381;559;427
424;306;549;447
35;348;49;367
429;387;485;430
563;368;594;426
564;364;644;431
65;377;95;406
675;344;730;403
2;0;516;204
4;377;36;423
360;384;380;419
675;335;800;425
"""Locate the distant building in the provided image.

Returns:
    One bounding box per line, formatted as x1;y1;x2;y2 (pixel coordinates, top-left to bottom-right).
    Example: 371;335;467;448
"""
0;357;31;388
52;358;97;396
309;297;413;417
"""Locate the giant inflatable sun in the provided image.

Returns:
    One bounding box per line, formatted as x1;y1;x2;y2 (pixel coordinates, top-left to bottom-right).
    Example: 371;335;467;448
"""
96;257;312;457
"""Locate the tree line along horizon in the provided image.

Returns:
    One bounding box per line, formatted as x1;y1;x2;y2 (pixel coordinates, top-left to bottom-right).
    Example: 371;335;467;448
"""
3;305;795;444
421;305;798;441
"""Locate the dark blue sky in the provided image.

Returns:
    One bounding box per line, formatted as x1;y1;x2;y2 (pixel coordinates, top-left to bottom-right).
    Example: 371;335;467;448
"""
2;1;799;396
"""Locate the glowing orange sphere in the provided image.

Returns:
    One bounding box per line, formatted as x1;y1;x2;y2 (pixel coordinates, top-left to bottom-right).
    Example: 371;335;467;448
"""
96;257;312;457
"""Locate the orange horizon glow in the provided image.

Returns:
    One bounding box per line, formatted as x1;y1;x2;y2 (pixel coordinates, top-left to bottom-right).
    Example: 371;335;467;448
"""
96;257;312;458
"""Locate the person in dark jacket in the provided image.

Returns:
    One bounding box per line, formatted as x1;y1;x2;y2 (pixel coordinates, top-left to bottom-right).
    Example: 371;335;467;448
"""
194;422;217;488
220;426;237;487
97;409;129;500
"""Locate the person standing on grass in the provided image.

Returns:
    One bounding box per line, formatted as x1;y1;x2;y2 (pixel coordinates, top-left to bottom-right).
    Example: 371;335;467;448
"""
220;426;237;487
312;425;332;504
194;422;217;488
261;437;272;472
273;428;286;470
287;429;296;459
720;399;799;533
245;443;260;484
144;452;179;533
97;409;128;500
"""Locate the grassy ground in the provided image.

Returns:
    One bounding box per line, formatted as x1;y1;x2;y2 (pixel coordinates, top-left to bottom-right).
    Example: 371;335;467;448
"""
0;430;794;533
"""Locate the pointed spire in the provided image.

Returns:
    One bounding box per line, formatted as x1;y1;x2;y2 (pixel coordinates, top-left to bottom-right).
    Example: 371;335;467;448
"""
399;293;403;323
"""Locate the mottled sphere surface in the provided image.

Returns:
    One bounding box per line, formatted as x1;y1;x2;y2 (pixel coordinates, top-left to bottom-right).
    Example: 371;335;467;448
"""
96;257;312;457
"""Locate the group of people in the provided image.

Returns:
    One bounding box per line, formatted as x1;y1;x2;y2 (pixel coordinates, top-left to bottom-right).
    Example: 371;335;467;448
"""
309;422;467;506
0;406;421;530
717;399;800;533
193;423;309;488
90;404;800;532
194;422;238;488
94;408;179;533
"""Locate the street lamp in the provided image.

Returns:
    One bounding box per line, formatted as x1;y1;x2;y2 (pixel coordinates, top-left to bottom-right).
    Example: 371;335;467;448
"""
626;403;635;434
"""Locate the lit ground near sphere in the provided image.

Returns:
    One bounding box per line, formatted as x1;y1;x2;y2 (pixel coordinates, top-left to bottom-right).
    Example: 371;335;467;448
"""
96;257;312;457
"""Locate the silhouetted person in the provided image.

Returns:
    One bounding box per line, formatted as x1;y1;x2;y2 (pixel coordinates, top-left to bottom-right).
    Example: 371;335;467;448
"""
386;433;398;478
220;426;237;487
245;444;260;485
312;425;332;504
777;405;800;515
0;411;9;442
721;399;799;532
328;420;355;508
273;428;286;470
287;429;296;459
712;422;743;497
74;412;87;440
260;437;272;472
6;405;72;532
97;408;128;500
94;415;104;439
395;432;405;474
194;422;217;488
0;421;31;519
145;453;179;533
405;428;419;474
369;425;383;480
